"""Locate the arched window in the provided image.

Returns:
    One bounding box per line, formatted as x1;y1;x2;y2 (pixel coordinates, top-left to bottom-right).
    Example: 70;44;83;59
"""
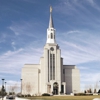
51;33;53;39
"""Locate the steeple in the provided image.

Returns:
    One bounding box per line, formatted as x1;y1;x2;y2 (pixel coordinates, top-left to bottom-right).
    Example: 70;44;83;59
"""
46;6;56;44
49;6;54;28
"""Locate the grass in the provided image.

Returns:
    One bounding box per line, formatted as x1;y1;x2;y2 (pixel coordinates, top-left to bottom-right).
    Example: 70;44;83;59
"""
25;95;100;100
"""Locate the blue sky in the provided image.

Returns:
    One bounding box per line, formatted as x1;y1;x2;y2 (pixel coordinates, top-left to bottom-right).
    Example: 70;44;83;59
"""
0;0;100;92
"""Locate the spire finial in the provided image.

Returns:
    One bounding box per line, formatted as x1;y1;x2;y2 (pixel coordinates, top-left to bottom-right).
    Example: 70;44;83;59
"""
50;6;52;13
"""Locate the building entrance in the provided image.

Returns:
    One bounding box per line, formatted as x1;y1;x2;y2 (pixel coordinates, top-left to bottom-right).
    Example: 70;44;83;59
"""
53;82;58;95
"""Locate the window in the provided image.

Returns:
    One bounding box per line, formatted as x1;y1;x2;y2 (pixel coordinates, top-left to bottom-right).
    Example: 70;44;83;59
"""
50;53;55;80
53;54;55;80
63;69;65;74
51;33;53;39
50;54;52;80
48;50;49;82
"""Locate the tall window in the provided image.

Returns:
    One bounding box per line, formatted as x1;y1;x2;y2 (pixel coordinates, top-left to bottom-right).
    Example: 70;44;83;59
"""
50;54;52;80
50;53;55;80
53;54;55;80
48;50;49;82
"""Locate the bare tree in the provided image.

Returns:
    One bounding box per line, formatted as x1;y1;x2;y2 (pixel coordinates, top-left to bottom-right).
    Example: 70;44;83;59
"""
26;82;32;95
94;88;96;93
88;88;92;93
22;82;26;96
84;84;93;93
84;84;89;92
89;85;93;93
8;83;18;94
94;81;99;92
22;82;33;96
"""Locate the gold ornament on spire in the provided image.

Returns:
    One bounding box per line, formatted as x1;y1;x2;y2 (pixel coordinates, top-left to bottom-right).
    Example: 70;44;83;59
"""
50;6;52;13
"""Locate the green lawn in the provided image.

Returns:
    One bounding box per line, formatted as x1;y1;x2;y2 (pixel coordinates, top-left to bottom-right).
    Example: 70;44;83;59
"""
26;95;100;100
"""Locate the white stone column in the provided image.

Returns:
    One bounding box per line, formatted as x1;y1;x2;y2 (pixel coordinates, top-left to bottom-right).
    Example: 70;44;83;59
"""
51;83;53;94
64;83;66;94
59;83;61;95
62;82;66;94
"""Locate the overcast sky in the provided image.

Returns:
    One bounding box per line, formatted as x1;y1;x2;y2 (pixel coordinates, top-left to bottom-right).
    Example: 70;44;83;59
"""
0;0;100;92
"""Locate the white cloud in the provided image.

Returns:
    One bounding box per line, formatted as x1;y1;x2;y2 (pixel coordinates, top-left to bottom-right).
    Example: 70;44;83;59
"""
0;48;23;59
57;30;100;65
67;30;80;34
0;46;43;76
0;70;20;75
80;72;100;91
81;73;100;84
19;0;37;4
7;80;20;85
9;26;19;35
87;0;94;4
78;66;89;70
86;0;100;11
3;80;21;93
11;42;16;50
8;20;43;39
55;0;100;28
12;42;15;45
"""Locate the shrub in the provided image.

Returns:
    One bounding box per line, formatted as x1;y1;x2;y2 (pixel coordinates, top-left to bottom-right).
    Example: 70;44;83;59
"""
74;93;93;96
27;94;31;97
16;93;21;97
9;92;15;95
20;95;24;97
74;93;86;96
42;93;50;96
86;93;93;96
23;94;30;97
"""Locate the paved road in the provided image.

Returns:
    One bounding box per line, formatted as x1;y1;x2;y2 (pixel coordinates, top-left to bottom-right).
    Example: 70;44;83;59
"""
93;98;100;100
0;97;29;100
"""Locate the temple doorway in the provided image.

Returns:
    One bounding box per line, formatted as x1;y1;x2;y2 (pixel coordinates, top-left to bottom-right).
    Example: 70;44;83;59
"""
53;82;58;95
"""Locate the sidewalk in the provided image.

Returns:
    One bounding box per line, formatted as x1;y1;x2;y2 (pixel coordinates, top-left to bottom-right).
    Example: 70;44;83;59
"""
0;97;29;100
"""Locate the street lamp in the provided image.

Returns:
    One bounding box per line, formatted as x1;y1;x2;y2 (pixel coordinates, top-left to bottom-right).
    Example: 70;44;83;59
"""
2;79;5;100
2;79;5;87
20;79;22;95
5;82;7;92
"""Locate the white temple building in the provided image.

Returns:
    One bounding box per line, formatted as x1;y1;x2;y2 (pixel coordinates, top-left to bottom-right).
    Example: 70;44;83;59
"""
21;7;80;95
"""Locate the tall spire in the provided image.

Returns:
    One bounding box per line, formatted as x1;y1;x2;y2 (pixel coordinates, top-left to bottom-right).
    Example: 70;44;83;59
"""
49;6;54;28
46;6;56;44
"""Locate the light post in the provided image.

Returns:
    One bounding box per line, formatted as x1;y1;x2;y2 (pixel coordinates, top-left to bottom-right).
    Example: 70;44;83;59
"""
20;79;22;95
99;81;100;93
2;79;5;86
5;82;7;92
2;79;5;100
